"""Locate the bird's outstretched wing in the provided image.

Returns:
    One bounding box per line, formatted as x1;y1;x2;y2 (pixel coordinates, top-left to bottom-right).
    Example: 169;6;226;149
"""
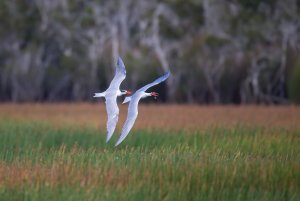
137;70;170;93
115;70;170;146
108;57;126;91
115;99;139;146
105;96;119;142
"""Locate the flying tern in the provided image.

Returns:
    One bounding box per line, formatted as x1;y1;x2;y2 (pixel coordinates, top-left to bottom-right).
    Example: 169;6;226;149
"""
93;57;131;143
115;70;170;146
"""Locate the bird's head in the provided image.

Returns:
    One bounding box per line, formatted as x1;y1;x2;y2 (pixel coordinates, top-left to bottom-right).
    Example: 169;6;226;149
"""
122;90;132;96
150;92;159;99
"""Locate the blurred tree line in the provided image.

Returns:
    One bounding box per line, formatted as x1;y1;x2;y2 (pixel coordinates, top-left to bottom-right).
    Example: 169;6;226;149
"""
0;0;299;104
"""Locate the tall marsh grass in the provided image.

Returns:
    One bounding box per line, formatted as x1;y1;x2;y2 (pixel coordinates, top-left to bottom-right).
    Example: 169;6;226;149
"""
0;120;299;200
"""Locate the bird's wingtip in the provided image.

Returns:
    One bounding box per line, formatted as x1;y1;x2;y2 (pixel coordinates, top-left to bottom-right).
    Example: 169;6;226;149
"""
117;57;124;65
115;141;121;147
116;57;126;74
115;137;124;146
106;131;114;143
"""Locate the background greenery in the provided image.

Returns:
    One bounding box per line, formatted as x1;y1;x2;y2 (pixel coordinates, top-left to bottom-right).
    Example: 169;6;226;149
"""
0;0;299;103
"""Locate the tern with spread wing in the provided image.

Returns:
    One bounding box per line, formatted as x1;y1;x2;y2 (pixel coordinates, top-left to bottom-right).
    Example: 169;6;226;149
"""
115;70;171;146
93;57;131;143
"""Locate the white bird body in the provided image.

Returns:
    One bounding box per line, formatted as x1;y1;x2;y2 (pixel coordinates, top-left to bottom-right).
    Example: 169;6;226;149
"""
94;89;123;98
115;71;170;146
93;57;131;143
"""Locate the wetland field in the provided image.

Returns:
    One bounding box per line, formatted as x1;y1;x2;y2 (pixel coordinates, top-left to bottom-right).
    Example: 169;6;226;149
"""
0;104;299;201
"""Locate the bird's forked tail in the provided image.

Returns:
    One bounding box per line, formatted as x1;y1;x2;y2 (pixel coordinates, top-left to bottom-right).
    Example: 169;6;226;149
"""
93;92;105;98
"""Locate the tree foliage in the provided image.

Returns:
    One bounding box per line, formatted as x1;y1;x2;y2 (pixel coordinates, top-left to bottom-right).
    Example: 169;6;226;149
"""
0;0;299;103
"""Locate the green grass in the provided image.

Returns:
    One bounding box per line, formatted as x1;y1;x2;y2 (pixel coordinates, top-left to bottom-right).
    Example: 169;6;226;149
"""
0;120;299;201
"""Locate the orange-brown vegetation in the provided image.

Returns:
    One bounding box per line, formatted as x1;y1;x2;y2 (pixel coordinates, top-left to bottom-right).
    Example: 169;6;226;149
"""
0;162;130;189
0;103;299;131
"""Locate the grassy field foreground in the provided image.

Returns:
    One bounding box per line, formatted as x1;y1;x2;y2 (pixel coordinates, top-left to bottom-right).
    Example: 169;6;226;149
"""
0;104;299;200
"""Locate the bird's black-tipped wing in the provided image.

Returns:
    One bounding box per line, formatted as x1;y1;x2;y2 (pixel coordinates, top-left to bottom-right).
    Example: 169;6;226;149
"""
137;70;170;93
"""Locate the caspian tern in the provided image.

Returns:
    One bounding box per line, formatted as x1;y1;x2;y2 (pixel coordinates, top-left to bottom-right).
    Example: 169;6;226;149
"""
93;57;131;143
115;70;171;146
